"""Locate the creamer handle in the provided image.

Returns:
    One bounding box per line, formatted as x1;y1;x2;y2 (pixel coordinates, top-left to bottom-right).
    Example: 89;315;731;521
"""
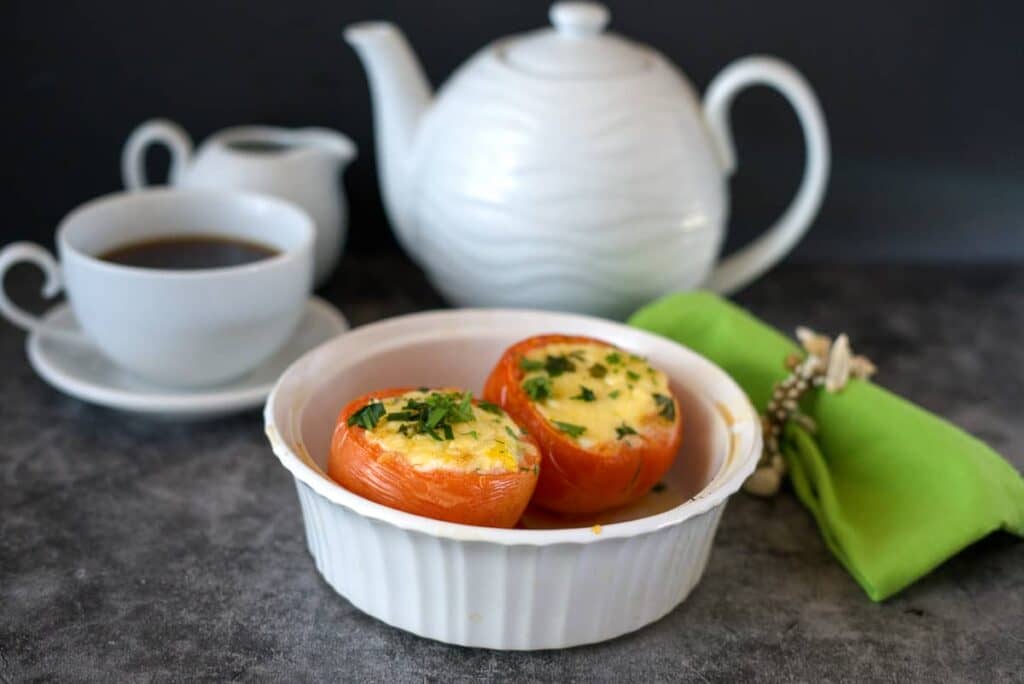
0;242;87;343
703;56;830;294
121;119;193;189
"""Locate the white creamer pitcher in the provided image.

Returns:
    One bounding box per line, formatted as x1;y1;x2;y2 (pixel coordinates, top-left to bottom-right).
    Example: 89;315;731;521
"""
122;120;356;285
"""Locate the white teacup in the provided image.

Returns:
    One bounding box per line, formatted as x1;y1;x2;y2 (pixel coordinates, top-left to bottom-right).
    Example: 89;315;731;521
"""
0;188;314;388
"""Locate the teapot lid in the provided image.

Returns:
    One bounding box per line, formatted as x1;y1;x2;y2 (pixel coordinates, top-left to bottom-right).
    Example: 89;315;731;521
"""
499;2;649;78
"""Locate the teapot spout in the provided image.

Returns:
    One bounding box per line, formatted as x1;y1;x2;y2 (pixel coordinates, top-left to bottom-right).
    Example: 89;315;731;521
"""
345;22;432;245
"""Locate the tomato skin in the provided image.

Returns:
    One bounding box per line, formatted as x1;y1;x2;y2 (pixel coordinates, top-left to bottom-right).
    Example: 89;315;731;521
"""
483;335;683;514
328;387;541;528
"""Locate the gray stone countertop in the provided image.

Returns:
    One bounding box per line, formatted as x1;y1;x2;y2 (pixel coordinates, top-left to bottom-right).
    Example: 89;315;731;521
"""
2;257;1022;682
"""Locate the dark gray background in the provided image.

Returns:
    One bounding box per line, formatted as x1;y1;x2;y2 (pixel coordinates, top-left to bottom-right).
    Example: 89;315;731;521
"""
4;1;1023;262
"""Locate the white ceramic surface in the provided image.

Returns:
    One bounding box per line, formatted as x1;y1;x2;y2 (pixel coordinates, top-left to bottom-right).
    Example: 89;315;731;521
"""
264;309;761;650
0;188;314;388
122;120;356;286
26;297;347;419
346;1;830;317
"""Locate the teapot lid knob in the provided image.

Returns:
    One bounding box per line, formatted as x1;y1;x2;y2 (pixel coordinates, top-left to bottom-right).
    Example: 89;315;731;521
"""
501;1;645;78
550;2;610;37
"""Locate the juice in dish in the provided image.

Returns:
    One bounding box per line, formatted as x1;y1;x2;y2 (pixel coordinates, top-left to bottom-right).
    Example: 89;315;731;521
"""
329;387;541;528
484;335;683;514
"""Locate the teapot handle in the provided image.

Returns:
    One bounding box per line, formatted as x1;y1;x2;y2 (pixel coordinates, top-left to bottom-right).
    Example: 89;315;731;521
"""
121;119;194;190
702;56;830;294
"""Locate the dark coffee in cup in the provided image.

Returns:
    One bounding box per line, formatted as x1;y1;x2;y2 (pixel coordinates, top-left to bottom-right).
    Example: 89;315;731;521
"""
99;236;279;270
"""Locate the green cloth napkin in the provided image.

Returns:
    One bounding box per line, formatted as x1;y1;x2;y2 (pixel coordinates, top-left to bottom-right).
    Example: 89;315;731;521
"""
629;291;1024;601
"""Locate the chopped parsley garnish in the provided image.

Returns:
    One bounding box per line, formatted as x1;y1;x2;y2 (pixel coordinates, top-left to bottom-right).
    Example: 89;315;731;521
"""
609;390;621;399
522;376;552;401
505;426;519;441
553;421;586;438
653;393;676;421
605;352;622;365
348;401;386;430
571;385;596;402
519;357;544;372
477;400;503;415
521;353;577;377
380;390;475;441
569;350;587;361
544;354;576;377
630;354;646;362
452;392;475;422
519;464;540;475
426;406;447;428
589;363;607;379
616;423;638;440
626;370;641;382
463;430;479;439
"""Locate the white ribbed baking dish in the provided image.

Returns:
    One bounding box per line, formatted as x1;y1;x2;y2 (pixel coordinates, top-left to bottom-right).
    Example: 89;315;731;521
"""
264;309;760;650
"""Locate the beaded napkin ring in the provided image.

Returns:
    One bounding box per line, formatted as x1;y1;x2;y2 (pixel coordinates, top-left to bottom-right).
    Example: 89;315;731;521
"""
744;328;877;497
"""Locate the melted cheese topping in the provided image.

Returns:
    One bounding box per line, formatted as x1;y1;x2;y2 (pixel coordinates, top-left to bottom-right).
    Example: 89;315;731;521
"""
520;342;674;446
363;390;535;474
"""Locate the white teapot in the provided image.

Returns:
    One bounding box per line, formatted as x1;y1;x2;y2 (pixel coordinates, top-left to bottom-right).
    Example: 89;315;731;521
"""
347;2;829;317
122;120;356;286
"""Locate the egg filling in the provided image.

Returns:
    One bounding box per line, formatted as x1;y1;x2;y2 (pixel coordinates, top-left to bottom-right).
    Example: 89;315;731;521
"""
518;342;676;446
355;389;536;474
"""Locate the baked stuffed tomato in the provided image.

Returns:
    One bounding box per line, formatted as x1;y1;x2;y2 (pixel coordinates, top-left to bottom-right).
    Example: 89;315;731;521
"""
329;387;541;528
483;335;683;514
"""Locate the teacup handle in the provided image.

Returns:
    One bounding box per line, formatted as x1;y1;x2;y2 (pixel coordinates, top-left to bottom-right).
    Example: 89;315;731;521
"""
0;242;87;343
702;56;830;294
122;119;194;190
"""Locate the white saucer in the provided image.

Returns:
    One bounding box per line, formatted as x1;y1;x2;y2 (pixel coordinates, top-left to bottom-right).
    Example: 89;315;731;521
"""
26;297;349;419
